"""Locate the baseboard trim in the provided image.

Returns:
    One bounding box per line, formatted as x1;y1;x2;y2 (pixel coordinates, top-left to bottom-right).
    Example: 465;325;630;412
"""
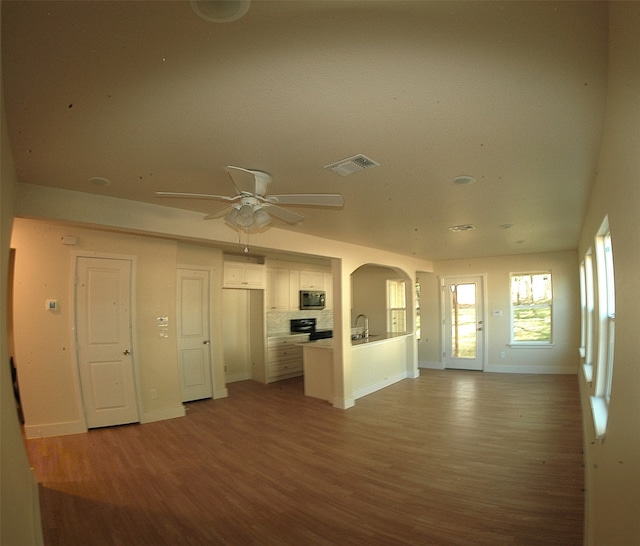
353;371;407;401
24;420;86;439
332;396;355;409
213;387;229;400
419;361;444;370
140;405;186;424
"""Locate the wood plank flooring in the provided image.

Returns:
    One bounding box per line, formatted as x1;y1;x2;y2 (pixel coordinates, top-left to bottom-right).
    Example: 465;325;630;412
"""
26;370;584;545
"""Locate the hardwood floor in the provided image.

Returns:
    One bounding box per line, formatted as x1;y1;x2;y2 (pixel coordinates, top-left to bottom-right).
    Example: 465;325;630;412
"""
26;370;584;545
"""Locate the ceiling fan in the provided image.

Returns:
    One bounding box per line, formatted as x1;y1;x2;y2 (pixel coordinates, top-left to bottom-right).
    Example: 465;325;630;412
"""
156;166;344;231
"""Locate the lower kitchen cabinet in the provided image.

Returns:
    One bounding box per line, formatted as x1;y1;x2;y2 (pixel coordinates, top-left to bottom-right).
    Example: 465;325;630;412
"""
266;334;307;383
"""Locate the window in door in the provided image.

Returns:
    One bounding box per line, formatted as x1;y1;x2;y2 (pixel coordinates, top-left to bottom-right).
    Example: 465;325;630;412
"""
448;283;478;358
387;279;406;333
510;272;553;344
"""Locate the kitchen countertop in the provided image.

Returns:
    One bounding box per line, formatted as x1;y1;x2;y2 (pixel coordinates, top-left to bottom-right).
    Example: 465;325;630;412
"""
351;332;410;346
295;332;411;349
297;338;334;349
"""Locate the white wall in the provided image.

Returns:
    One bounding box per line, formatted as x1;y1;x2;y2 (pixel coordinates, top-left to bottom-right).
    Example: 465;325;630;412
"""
577;4;640;544
418;250;580;374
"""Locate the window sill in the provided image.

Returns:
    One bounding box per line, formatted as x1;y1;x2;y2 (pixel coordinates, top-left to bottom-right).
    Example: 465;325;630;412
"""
589;396;608;441
508;343;554;349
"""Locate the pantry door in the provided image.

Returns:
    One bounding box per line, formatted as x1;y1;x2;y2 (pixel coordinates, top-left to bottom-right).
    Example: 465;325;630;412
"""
176;268;213;402
442;276;485;371
76;256;140;428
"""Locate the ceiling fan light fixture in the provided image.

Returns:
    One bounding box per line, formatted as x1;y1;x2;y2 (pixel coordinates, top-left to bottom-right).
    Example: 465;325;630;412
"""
253;206;271;229
235;203;255;227
224;206;240;225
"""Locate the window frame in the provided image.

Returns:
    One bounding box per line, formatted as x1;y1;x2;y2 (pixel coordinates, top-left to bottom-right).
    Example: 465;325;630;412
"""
386;278;407;334
509;271;553;346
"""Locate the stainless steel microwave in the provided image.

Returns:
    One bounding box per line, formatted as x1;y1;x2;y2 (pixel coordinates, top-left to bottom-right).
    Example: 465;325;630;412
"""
299;290;326;310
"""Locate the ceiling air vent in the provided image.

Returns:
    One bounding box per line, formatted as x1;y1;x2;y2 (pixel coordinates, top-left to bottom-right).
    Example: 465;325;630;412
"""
324;154;380;176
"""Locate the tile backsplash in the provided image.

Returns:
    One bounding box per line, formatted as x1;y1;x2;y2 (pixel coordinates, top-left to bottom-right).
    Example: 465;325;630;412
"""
267;310;333;335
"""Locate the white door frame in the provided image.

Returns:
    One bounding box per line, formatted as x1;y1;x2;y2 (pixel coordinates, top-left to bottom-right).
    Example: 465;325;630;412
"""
71;251;142;430
439;274;488;371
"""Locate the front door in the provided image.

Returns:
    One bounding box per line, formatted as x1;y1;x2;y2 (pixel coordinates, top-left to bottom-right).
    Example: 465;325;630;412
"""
443;276;485;371
76;256;139;428
176;268;213;402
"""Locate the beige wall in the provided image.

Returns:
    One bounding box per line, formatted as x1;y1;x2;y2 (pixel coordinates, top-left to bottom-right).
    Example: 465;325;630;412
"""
418;250;580;373
1;73;44;543
351;264;412;335
578;4;640;544
10;219;189;436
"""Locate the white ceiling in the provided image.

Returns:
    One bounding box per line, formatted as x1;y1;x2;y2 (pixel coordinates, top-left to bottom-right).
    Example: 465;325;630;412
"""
1;1;609;261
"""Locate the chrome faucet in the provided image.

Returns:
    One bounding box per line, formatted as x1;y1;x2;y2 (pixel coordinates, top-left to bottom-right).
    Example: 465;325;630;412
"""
355;314;369;339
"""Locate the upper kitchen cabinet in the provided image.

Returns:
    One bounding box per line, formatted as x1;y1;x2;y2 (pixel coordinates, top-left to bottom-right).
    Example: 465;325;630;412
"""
266;268;290;310
224;261;266;289
299;270;325;290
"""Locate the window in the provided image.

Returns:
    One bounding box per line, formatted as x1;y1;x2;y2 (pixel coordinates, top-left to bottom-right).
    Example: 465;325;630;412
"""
415;281;421;340
595;220;615;405
582;249;595;382
387;279;407;333
588;216;615;440
510;272;552;344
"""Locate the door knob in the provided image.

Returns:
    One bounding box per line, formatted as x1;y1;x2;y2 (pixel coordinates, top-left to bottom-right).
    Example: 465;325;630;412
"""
123;349;131;355
203;340;211;345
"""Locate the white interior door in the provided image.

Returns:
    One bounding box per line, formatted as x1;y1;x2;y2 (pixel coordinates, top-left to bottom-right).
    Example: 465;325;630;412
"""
443;276;485;371
76;256;139;428
177;268;213;402
222;289;251;383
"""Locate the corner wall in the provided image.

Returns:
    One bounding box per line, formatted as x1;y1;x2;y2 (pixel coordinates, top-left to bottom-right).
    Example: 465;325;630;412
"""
578;4;640;544
419;250;580;374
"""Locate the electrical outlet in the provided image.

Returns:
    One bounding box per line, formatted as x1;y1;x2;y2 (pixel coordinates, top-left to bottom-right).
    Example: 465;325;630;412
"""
151;389;158;399
500;351;506;358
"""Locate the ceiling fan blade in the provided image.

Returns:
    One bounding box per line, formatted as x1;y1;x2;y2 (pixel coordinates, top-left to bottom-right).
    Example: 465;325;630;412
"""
266;205;305;224
225;166;258;195
267;193;344;207
155;191;238;202
204;205;234;220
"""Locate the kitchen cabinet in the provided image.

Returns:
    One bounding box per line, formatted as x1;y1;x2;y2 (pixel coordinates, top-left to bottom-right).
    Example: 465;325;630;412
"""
299;270;325;290
266;268;290;310
266;334;307;382
224;262;265;289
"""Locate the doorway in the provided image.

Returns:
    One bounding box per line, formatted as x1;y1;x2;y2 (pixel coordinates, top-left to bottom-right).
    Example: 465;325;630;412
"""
75;256;140;428
222;289;252;382
176;268;213;402
442;275;485;371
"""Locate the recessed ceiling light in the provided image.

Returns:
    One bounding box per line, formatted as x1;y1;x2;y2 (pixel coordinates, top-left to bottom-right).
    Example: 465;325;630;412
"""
448;224;476;232
89;177;111;187
452;175;476;186
190;0;251;23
